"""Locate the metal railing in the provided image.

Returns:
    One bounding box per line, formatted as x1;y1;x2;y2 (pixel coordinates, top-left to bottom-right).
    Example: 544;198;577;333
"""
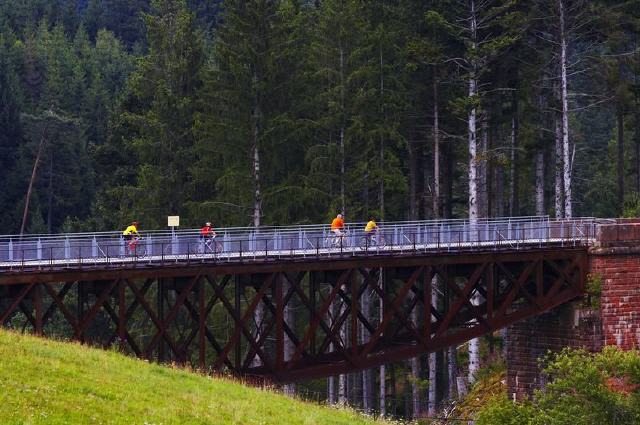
0;216;603;271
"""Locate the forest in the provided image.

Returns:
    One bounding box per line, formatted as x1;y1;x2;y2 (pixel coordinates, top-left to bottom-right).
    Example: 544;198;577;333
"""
1;0;639;420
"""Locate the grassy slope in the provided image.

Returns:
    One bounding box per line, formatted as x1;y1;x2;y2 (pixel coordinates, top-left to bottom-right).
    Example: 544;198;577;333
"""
0;331;392;425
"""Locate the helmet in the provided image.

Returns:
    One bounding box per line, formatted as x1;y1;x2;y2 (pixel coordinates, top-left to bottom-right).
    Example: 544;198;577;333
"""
132;221;139;226
206;222;211;226
337;214;343;219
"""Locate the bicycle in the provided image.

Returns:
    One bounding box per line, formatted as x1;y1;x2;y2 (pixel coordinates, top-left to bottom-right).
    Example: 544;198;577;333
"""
125;236;147;257
359;231;387;250
202;236;223;254
324;230;351;249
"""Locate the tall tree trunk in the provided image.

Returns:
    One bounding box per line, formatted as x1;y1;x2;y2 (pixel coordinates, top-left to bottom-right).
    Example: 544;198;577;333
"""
427;276;438;416
47;153;54;233
466;0;480;389
328;300;336;404
559;0;572;217
252;91;262;227
509;109;519;216
338;282;348;405
555;117;564;218
361;289;373;413
618;107;625;213
447;345;458;399
21;124;48;236
536;149;545;216
444;142;453;219
411;305;420;419
468;0;479;226
283;278;295;396
339;43;346;215
409;145;418;220
476;116;488;218
432;67;440;219
379;271;386;416
495;162;504;217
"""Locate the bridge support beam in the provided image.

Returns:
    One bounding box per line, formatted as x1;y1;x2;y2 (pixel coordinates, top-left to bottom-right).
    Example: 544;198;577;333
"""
0;248;587;384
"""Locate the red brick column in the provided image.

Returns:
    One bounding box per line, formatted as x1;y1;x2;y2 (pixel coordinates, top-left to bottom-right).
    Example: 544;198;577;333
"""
506;304;602;401
591;221;640;349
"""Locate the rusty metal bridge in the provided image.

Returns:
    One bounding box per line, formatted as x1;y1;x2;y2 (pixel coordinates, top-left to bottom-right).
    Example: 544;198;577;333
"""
0;216;596;382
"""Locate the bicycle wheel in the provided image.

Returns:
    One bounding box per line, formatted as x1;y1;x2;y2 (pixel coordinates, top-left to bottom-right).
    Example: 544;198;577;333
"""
377;234;387;249
214;241;223;254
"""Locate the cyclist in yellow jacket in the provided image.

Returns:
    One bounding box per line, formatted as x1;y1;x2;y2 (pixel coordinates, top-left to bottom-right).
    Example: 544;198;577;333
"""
123;221;140;253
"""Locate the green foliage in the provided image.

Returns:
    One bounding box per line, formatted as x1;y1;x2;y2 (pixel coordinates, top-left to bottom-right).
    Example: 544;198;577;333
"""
586;273;603;309
477;347;640;425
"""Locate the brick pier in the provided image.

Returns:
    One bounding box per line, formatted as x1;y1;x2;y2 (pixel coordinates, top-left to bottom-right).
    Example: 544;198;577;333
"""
507;220;640;399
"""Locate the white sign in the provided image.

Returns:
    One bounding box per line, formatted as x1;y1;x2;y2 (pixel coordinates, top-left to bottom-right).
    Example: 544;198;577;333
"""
167;216;180;227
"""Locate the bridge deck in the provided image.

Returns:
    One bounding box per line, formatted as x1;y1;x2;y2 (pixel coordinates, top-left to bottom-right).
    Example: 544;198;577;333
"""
0;216;599;274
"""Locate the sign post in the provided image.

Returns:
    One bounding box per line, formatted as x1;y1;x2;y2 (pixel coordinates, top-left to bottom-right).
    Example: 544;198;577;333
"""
168;216;180;255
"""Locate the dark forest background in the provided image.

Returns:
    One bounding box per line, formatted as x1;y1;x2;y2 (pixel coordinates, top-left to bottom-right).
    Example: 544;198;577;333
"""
1;0;639;235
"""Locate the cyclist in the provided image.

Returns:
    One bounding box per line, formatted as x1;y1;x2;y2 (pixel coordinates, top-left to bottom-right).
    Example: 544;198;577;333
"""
331;213;345;236
123;221;140;253
200;221;217;252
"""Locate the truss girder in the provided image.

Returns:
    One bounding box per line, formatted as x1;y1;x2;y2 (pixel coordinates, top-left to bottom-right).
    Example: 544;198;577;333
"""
0;248;587;382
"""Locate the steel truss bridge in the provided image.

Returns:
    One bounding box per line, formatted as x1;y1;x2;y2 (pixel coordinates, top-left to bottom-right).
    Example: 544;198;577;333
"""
0;216;597;382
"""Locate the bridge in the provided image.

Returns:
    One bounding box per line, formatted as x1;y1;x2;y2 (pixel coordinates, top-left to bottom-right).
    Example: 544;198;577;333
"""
0;216;597;382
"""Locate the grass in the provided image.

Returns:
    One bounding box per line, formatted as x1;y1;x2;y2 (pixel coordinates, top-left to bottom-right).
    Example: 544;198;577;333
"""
0;330;395;425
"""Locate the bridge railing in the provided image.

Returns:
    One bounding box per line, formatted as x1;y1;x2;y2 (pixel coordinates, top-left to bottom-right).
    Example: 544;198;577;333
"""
0;217;601;271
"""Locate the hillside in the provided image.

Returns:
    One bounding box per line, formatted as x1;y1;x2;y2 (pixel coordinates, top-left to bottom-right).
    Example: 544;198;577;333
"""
0;331;391;424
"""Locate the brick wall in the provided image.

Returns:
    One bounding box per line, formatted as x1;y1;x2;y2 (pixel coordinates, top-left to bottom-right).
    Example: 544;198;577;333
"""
506;304;602;401
591;222;640;349
504;221;640;399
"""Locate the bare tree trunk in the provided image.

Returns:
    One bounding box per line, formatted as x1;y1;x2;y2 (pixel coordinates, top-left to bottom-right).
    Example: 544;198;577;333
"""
559;0;572;217
379;44;385;220
468;0;479;226
555;117;564;218
428;275;438;416
509;111;518;217
478;117;488;218
536;149;545;215
338;283;348;405
409;145;418;220
466;1;481;386
468;75;479;225
468;292;481;384
283;278;295;396
361;289;373;413
618;107;625;213
379;271;386;416
411;305;420;419
20;124;48;236
328;300;336;404
47;153;54;233
432;67;440;219
495;163;504;217
447;345;458;399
